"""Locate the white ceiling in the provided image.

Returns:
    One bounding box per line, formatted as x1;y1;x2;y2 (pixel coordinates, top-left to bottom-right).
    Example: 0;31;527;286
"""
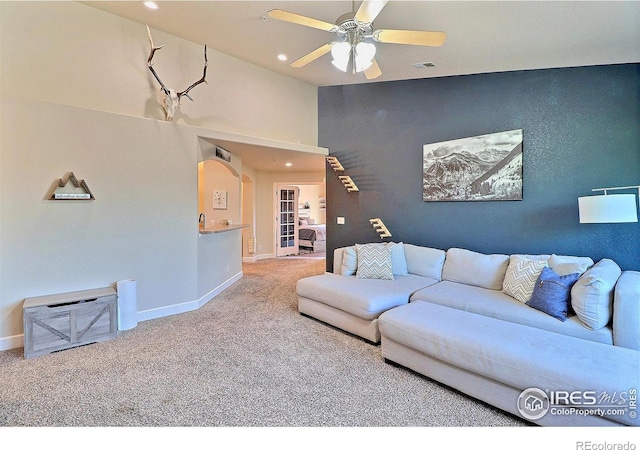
85;1;640;87
84;1;640;171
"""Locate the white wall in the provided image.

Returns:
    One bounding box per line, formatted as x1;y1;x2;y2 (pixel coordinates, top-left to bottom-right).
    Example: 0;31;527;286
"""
0;2;318;144
0;2;319;349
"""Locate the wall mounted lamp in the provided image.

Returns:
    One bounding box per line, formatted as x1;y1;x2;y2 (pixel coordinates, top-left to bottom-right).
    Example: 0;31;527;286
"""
578;185;640;223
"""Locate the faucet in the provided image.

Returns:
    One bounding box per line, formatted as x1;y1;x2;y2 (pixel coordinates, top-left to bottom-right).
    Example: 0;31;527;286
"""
199;213;206;230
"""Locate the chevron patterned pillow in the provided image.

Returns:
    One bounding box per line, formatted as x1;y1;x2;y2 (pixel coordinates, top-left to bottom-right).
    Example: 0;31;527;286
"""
355;243;394;280
502;256;548;303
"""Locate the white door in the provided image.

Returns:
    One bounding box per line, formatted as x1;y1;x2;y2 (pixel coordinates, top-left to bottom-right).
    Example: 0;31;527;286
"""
276;186;298;257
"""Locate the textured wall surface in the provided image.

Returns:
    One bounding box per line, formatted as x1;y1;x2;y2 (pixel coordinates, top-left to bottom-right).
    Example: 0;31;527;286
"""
320;64;639;271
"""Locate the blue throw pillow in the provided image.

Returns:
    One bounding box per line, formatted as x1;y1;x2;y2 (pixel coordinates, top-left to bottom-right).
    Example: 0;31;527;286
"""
526;267;580;321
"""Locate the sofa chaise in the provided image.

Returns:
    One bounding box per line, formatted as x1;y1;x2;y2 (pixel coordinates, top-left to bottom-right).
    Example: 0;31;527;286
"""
296;243;639;426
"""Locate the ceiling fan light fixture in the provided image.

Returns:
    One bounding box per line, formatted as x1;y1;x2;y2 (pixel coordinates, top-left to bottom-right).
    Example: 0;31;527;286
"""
331;41;351;72
331;57;349;72
354;41;376;72
268;1;446;78
355;57;373;72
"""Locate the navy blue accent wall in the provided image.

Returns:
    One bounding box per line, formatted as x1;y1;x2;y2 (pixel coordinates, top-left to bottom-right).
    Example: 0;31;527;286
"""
319;64;640;271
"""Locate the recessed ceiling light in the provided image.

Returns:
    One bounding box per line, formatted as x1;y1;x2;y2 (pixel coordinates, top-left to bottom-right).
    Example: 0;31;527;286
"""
144;1;159;10
285;162;292;167
277;54;288;62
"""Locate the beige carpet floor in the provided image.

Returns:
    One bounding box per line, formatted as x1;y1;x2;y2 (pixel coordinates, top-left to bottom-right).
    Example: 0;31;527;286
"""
0;258;525;427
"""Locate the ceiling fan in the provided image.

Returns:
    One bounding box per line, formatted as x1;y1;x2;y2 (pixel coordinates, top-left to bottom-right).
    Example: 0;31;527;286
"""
267;0;446;80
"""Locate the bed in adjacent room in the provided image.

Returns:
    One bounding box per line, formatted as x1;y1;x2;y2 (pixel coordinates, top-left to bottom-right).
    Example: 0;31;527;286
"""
298;219;326;253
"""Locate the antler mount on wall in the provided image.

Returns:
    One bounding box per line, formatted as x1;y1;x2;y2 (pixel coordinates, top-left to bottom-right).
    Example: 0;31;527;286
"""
146;25;208;121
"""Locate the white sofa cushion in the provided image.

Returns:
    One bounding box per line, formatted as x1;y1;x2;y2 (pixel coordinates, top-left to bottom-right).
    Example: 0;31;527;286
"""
548;254;594;276
341;246;358;276
379;301;638;426
442;248;510;290
613;271;640;350
403;244;446;280
502;255;548;303
410;281;614;345
389;243;408;276
297;273;439;320
571;259;622;330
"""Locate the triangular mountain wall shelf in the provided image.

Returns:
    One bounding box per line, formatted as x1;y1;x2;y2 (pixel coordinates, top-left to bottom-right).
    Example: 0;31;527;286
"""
49;172;95;200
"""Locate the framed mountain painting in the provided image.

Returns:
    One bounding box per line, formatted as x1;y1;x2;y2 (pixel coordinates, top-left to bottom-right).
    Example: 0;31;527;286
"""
423;129;523;201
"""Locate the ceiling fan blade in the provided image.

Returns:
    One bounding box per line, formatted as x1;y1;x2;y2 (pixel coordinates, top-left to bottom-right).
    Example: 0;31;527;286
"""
355;0;389;24
267;9;336;32
364;59;382;80
374;29;446;47
291;43;333;68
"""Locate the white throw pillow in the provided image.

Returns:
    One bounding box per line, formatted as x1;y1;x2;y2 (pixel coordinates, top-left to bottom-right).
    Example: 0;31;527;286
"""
389;242;408;276
341;246;358;276
548;254;594;276
571;259;621;330
355;243;394;280
502;255;549;303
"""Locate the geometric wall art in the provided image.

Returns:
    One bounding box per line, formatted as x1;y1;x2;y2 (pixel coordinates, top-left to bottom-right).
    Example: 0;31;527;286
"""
49;172;95;200
423;129;523;201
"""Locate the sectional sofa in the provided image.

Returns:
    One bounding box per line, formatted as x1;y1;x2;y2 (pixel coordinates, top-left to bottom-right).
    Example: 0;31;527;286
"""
296;242;639;426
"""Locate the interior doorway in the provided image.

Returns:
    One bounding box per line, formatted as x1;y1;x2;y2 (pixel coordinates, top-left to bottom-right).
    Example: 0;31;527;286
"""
275;181;326;259
275;185;299;257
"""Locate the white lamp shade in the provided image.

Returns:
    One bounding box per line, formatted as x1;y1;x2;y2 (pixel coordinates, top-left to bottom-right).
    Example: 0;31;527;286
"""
578;194;638;223
331;42;351;72
354;42;376;72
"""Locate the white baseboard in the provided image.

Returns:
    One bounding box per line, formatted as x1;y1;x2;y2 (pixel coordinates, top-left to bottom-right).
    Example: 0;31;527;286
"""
256;253;275;260
243;253;275;263
0;271;244;353
137;271;243;323
0;334;24;353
